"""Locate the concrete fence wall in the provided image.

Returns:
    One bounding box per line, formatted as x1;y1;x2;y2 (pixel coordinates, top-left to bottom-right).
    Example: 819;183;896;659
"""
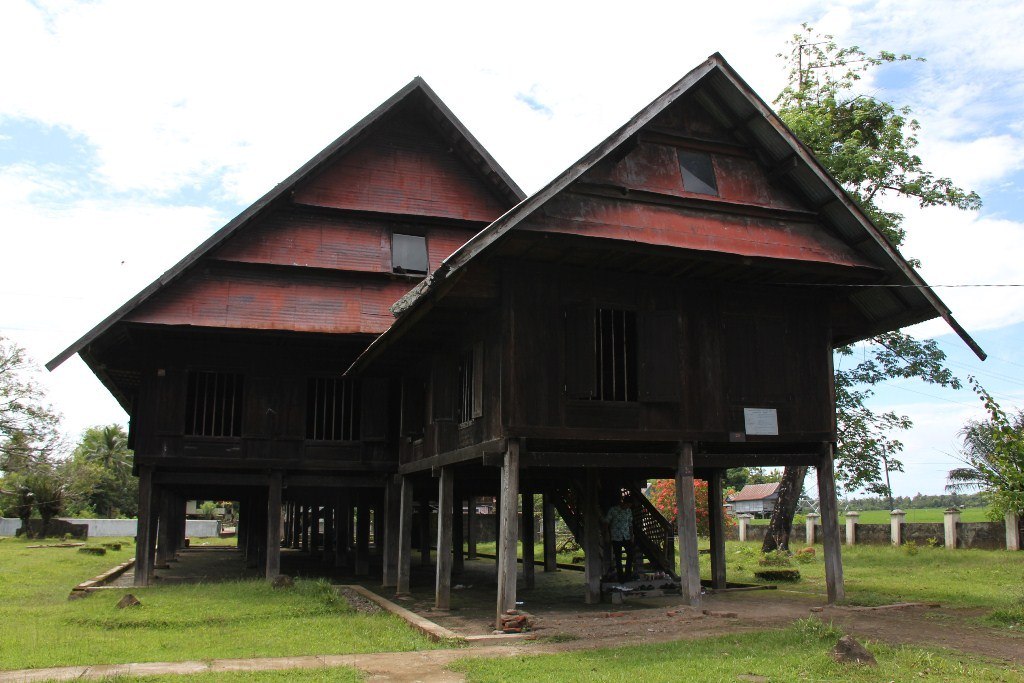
0;518;221;538
728;511;1022;551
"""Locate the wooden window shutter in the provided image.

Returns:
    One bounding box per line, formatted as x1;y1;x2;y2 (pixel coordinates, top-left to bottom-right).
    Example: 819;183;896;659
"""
471;341;484;419
359;377;389;441
564;305;597;398
156;369;186;435
431;356;456;422
638;310;682;402
401;377;426;436
242;376;275;439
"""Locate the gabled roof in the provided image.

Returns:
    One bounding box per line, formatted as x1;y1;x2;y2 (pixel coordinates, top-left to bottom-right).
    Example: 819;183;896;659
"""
350;53;984;374
47;77;525;372
728;482;781;502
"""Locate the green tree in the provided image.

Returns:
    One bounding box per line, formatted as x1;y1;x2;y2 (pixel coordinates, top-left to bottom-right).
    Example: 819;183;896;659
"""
0;336;63;475
947;379;1024;517
762;26;979;552
62;425;136;518
25;470;64;537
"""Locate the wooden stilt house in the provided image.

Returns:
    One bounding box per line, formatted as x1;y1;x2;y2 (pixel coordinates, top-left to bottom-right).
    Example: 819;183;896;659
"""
49;54;982;626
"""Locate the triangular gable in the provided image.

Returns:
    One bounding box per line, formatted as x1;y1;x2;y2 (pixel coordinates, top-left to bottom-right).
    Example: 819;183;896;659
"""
369;53;983;371
48;77;524;371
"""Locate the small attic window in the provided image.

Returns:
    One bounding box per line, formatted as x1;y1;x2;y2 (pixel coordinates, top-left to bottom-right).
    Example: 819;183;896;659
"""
678;149;719;196
392;233;428;275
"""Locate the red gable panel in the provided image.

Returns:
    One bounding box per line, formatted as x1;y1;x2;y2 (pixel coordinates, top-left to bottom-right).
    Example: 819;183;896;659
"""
292;107;509;222
125;269;413;335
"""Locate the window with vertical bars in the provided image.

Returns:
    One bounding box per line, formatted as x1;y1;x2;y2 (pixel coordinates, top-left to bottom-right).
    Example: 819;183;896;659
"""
595;309;638;402
185;371;244;437
306;377;360;441
456;348;474;423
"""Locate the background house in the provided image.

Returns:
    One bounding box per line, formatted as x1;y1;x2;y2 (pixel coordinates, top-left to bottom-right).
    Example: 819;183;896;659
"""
728;482;781;518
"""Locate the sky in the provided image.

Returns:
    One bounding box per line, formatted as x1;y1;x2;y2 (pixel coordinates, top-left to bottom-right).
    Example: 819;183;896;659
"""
1;0;1022;498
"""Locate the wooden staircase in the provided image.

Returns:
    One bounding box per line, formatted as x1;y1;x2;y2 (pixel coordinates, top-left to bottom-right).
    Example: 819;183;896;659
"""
547;480;677;579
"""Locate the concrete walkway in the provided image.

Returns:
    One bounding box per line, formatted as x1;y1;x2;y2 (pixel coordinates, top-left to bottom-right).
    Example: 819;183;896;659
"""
0;645;535;682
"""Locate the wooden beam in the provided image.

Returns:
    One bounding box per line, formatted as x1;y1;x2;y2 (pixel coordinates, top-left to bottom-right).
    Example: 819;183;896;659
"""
265;471;282;579
583;470;603;604
134;466;154;587
396;476;414;596
676;442;702;606
708;470;727;590
542;494;557;573
522;492;535;589
817;443;846;603
496;439;520;629
435;467;454;609
399;438;507;474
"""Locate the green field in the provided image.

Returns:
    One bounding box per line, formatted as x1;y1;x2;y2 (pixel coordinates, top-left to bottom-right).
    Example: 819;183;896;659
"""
0;536;435;671
750;506;993;525
451;619;1024;682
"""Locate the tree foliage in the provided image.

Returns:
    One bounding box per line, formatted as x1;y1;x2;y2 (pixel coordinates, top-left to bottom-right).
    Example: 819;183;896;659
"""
62;424;137;518
762;27;979;549
0;336;62;475
646;479;735;536
946;378;1024;517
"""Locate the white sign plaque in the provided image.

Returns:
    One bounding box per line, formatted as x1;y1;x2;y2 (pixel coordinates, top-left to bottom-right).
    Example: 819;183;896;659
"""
744;408;779;436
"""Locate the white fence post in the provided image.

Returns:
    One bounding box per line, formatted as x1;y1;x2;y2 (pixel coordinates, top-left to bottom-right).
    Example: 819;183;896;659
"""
944;508;960;550
890;509;905;546
1007;511;1021;551
805;513;819;545
844;511;858;547
738;514;752;542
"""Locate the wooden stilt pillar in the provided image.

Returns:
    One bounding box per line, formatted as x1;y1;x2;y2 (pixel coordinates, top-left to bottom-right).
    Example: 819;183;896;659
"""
299;505;307;552
156;490;173;569
709;470;727;589
322;505;335;566
396;476;414;596
283;503;292;548
134;466;154;587
583;470;602;604
246;495;261;569
173;495;186;555
522;492;535;589
382;477;401;587
435;467;454;609
265;472;282;579
466;496;477;560
493;496;501;572
356;493;370;576
333;498;346;569
452;491;464;574
496;439;520;628
817;443;846;603
542;494;557;572
419;497;432;566
676;442;701;606
372;497;383;556
291;503;301;549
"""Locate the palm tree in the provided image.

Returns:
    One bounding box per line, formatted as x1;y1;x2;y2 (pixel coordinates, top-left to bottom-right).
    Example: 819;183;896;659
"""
947;398;1024;516
80;425;132;481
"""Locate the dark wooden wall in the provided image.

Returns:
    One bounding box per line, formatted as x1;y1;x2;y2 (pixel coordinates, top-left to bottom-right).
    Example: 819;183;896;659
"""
503;264;834;443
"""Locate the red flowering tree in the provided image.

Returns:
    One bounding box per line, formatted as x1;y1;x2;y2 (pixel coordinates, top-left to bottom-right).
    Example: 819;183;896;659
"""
646;479;735;536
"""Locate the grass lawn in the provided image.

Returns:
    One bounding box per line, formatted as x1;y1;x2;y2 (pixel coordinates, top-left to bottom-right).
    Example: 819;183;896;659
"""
88;670;363;682
0;536;436;671
451;619;1024;682
750;507;992;525
706;540;1024;616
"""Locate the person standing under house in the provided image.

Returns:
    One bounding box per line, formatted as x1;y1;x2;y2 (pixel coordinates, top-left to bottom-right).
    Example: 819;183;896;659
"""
605;495;635;582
